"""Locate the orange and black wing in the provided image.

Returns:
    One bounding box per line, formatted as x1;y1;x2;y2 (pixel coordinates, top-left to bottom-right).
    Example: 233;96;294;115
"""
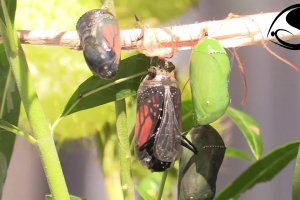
134;85;165;149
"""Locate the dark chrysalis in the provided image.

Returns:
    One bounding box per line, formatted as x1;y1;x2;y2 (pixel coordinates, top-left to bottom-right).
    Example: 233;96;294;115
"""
76;9;121;79
178;125;226;200
134;59;183;172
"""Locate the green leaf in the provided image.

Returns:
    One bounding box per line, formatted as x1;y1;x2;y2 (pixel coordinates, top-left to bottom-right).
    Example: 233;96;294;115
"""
293;144;300;200
135;175;159;200
181;100;194;132
0;0;20;197
0;153;7;199
45;194;87;200
226;107;263;160
135;172;174;200
0;0;16;22
215;140;300;200
135;185;155;200
225;147;253;162
60;54;150;117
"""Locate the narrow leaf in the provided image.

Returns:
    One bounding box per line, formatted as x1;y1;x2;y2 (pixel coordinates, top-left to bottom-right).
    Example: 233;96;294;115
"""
225;147;253;162
135;173;165;200
60;54;150;117
135;185;155;200
0;0;19;197
0;0;16;22
0;119;36;144
226;107;263;159
215;140;300;200
0;153;7;199
293;144;300;200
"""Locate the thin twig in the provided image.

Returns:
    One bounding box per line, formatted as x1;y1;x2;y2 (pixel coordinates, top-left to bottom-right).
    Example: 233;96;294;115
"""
156;170;168;200
1;12;299;51
0;119;37;144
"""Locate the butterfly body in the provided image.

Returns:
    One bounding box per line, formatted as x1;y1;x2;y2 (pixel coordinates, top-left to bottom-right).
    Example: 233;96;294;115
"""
135;64;182;171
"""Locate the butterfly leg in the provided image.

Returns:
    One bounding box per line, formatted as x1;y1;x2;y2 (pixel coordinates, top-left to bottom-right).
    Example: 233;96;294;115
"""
134;15;145;42
181;135;197;154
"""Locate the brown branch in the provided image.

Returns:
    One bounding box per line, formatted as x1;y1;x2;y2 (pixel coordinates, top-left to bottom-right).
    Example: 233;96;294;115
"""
3;12;300;50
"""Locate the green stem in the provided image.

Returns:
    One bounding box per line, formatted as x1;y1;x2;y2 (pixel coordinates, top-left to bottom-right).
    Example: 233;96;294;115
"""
0;119;37;144
100;1;132;199
10;37;70;200
101;0;116;15
0;2;70;199
156;171;168;200
115;100;134;200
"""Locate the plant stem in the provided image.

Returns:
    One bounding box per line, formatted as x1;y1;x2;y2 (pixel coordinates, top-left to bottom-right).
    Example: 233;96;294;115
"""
0;119;37;144
0;2;70;198
156;170;168;200
115;100;134;200
107;1;134;198
11;39;70;200
101;0;116;15
9;43;70;200
9;12;300;50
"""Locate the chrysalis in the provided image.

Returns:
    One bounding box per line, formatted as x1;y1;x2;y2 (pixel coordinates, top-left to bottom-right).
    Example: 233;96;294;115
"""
189;38;231;125
76;9;121;79
178;125;226;200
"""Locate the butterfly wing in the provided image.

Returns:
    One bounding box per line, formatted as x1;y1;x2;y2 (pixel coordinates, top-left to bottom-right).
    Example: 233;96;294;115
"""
134;85;164;149
154;86;182;162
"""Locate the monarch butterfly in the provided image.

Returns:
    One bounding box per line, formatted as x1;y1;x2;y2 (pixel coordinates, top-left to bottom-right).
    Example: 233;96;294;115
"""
189;38;231;125
135;58;195;171
76;9;121;79
178;125;226;200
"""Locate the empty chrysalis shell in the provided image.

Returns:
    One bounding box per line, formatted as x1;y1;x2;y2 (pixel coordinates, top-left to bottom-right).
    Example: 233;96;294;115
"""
76;9;121;79
178;125;226;200
189;38;231;125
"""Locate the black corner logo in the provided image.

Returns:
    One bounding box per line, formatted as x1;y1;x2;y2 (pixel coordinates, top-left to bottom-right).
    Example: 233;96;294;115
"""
267;4;300;50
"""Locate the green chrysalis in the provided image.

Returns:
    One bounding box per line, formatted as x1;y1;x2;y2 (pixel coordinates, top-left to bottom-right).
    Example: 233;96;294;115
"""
178;125;226;200
189;38;231;125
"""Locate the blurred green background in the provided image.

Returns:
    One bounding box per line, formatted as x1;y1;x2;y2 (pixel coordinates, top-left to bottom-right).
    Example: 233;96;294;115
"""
4;1;300;200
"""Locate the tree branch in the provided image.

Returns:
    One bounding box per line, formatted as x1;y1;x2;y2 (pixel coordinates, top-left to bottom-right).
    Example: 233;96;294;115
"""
2;12;300;50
